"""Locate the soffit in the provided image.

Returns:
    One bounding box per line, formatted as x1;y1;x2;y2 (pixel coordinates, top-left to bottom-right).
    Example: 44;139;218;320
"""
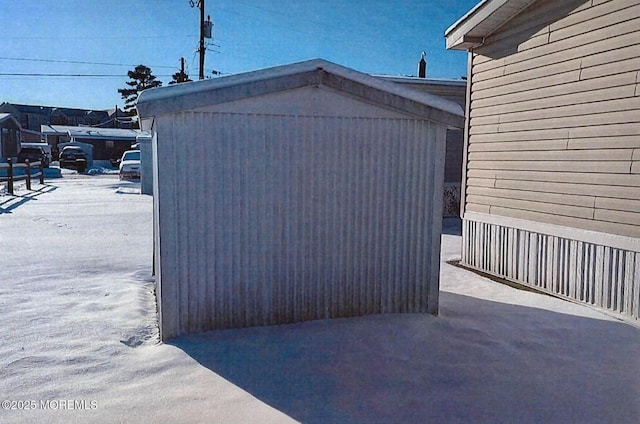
445;0;537;50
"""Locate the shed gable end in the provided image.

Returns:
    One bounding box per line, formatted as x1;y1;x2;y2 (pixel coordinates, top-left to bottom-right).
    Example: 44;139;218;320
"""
193;85;413;119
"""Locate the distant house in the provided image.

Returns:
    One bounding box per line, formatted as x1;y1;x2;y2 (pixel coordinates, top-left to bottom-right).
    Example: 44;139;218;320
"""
446;0;640;321
49;108;109;127
0;103;50;133
137;58;464;339
20;129;42;143
0;114;21;162
0;102;135;134
41;125;148;167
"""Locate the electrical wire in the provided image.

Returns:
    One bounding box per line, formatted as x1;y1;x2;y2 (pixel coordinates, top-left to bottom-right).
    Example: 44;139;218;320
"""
2;34;197;40
0;56;177;70
0;73;174;78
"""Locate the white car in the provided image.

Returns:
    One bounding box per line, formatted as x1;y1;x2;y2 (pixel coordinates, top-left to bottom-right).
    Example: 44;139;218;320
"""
119;150;141;180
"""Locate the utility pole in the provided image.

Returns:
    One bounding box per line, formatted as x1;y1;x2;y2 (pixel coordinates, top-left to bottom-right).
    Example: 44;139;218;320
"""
198;0;205;80
190;0;212;80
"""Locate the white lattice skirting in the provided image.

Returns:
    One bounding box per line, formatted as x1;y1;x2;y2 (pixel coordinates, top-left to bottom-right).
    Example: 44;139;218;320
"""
462;212;640;321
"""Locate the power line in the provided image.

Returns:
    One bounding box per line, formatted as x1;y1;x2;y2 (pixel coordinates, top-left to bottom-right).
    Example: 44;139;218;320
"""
0;56;177;70
0;73;174;78
2;34;197;40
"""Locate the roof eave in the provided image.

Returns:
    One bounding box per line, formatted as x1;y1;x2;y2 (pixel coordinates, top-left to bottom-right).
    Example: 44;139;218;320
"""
445;0;537;51
137;59;465;128
446;35;485;50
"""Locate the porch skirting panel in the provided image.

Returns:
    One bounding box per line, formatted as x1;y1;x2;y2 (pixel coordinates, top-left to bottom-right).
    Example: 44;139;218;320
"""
462;214;640;321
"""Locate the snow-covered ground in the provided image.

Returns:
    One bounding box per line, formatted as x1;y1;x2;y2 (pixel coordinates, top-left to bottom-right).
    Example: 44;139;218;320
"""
1;175;638;423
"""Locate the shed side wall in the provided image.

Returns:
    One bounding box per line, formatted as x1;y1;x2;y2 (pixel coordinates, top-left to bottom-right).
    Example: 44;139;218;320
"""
156;112;445;339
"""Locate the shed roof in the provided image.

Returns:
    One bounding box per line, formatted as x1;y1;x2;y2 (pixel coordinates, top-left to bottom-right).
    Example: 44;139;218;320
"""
0;113;21;127
1;103;111;119
136;59;464;128
445;0;537;50
40;125;148;140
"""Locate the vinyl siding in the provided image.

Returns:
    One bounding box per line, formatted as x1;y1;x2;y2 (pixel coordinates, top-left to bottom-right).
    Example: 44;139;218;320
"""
465;0;640;237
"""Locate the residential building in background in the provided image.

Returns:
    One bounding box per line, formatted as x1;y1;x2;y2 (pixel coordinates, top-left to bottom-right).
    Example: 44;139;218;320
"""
0;102;135;132
41;125;147;167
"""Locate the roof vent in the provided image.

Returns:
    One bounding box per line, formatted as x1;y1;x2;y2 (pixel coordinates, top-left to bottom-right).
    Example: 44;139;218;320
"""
418;52;427;78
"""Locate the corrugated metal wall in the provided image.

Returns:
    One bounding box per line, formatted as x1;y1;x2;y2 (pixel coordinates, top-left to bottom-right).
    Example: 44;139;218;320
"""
155;112;446;339
137;134;153;195
462;218;640;321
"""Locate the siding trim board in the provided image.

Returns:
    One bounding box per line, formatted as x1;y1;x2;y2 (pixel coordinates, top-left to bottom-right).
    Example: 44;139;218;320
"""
465;211;640;253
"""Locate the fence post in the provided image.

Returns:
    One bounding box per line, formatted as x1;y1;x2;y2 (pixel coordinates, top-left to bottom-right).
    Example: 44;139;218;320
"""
39;161;44;184
25;159;32;191
7;158;14;195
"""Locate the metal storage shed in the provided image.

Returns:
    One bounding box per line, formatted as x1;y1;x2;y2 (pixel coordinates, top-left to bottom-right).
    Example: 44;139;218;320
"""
0;113;22;161
136;133;153;195
137;59;464;340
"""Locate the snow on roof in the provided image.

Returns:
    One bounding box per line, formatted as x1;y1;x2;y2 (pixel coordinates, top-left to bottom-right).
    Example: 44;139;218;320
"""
40;125;149;140
0;113;21;127
137;59;464;127
374;75;467;87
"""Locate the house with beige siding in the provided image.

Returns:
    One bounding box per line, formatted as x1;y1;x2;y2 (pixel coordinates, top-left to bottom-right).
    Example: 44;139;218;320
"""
446;0;640;321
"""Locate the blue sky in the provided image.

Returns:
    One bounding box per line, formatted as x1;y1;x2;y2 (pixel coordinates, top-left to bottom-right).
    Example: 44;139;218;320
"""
1;0;477;111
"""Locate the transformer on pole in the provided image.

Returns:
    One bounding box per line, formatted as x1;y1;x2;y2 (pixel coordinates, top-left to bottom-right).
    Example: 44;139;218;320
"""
190;0;212;80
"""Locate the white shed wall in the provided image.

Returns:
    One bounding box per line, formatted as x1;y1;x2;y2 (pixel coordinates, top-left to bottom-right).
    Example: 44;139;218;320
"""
137;134;153;195
154;112;446;339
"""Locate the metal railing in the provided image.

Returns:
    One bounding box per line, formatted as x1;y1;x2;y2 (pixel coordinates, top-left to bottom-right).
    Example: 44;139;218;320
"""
0;158;45;195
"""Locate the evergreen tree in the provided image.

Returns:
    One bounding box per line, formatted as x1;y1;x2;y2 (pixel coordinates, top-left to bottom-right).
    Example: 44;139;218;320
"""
169;69;192;85
118;65;162;115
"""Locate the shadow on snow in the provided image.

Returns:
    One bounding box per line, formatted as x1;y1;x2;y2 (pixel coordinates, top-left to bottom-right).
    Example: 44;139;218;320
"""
0;184;57;214
169;292;640;423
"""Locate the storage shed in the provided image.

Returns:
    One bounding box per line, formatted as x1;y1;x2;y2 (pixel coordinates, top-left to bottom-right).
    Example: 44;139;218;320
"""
0;113;22;161
136;133;153;195
137;59;464;340
446;0;640;321
41;125;146;167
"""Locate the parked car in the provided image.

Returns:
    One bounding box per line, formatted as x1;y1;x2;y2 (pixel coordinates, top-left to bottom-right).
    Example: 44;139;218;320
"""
21;143;52;165
18;146;49;168
119;150;141;180
59;146;87;170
